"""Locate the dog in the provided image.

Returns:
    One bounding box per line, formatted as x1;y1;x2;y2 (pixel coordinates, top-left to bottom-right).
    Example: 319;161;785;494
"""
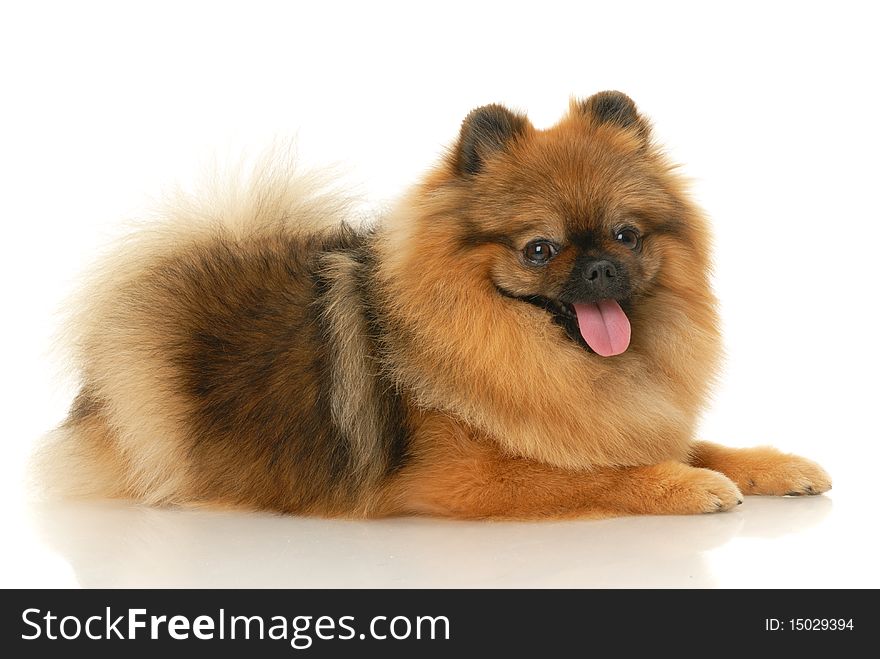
38;91;830;518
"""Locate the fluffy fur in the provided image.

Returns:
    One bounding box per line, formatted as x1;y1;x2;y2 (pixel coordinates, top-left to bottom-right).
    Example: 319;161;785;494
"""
37;92;830;519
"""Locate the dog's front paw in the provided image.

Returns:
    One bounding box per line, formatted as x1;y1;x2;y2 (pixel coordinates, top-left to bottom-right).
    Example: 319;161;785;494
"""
691;443;831;497
643;464;743;514
741;452;831;496
671;467;744;513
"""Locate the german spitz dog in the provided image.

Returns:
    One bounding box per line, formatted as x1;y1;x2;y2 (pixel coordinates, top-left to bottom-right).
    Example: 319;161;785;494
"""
39;92;830;518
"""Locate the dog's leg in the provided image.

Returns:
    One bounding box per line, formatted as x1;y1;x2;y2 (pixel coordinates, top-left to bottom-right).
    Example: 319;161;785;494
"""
378;418;743;520
688;441;831;496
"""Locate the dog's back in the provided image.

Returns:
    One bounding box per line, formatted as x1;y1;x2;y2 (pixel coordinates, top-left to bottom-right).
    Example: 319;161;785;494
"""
37;163;406;515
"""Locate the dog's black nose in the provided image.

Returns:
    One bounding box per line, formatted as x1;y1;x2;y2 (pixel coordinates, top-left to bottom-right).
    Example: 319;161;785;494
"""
584;260;617;285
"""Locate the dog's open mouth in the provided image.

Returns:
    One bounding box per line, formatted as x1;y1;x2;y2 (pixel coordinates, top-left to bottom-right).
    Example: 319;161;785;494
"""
496;287;632;356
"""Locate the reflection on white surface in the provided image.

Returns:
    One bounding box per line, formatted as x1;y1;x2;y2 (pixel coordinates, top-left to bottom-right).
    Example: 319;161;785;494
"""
21;495;843;588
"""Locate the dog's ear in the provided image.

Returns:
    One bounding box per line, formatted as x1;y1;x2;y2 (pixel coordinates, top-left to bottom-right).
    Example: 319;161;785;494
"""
574;91;651;141
452;104;531;176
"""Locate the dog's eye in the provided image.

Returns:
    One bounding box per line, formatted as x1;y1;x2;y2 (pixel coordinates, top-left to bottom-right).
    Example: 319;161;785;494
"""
615;228;640;250
523;240;558;265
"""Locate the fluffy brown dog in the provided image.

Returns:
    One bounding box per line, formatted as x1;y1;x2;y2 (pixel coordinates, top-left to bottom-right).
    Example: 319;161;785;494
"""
40;92;830;518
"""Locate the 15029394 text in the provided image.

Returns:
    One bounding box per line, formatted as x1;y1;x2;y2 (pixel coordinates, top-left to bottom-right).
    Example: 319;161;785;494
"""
765;618;854;631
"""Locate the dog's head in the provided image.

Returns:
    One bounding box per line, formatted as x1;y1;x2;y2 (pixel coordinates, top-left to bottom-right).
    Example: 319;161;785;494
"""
443;91;709;357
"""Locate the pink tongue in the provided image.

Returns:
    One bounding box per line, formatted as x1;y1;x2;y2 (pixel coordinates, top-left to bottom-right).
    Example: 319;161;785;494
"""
572;300;631;357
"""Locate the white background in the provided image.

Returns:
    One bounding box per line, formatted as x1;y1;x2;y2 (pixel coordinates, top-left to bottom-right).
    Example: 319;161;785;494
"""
1;1;878;588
